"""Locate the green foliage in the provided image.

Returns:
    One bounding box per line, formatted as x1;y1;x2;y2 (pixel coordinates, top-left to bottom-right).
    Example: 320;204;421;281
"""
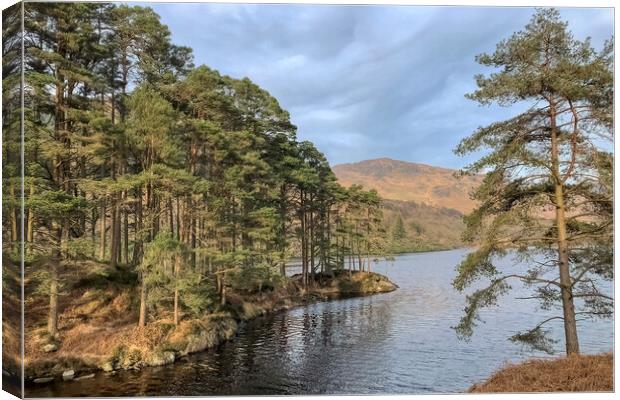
509;327;559;355
28;191;90;218
11;2;387;331
453;8;613;354
228;264;283;294
66;238;96;260
392;215;407;241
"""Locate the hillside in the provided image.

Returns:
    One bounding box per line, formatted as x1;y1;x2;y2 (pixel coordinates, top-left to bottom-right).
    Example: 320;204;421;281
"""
332;158;483;252
382;200;466;252
332;158;482;214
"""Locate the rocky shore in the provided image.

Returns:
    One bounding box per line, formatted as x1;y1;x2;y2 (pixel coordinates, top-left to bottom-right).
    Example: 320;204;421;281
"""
24;270;397;386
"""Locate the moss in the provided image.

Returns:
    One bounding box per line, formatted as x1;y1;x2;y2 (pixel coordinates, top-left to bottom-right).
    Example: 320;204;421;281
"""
26;356;96;380
240;302;266;320
108;345;145;369
145;349;175;367
164;316;238;356
331;271;397;295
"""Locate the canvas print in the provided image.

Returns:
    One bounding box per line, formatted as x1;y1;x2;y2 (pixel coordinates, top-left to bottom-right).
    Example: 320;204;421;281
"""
1;1;614;397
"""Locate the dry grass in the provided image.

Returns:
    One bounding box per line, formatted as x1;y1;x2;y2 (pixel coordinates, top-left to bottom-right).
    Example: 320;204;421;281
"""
470;353;613;393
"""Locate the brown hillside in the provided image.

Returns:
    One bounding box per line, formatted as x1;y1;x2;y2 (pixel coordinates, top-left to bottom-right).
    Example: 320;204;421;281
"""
332;158;483;214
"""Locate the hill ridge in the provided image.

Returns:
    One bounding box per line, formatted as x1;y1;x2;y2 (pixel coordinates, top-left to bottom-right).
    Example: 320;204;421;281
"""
334;157;455;173
331;157;482;214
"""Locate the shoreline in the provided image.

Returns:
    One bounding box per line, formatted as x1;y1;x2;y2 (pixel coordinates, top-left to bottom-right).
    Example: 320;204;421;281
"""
23;270;398;388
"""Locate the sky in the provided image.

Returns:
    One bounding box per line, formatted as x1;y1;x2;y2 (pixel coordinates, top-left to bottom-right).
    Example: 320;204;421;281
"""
143;3;613;168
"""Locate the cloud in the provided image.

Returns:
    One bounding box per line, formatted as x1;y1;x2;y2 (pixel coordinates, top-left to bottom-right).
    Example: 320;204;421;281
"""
145;3;614;168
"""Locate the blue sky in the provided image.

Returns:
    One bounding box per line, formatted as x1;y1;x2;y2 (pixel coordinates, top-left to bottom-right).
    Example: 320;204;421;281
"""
143;4;613;168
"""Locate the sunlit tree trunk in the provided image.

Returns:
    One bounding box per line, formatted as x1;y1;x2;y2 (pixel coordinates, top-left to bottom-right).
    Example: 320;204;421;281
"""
27;183;35;243
550;100;580;355
48;263;59;337
138;276;147;327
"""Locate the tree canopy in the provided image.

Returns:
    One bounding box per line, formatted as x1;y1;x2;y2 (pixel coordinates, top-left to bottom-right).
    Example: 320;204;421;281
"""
2;2;386;335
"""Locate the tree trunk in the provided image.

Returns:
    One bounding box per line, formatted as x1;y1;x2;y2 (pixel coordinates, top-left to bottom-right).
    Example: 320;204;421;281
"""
190;207;196;269
174;257;180;325
309;207;315;284
109;198;119;267
550;101;580;356
175;197;181;241
109;163;120;267
174;290;179;325
99;200;106;260
48;261;59;337
168;199;174;237
27;183;35;243
132;186;143;265
300;193;307;290
9;185;17;242
138;276;147;327
220;279;226;306
367;209;371;273
279;184;287;277
123;192;129;264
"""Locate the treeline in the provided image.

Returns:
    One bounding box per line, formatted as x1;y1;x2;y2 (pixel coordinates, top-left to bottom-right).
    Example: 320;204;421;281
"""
2;3;387;336
383;201;465;253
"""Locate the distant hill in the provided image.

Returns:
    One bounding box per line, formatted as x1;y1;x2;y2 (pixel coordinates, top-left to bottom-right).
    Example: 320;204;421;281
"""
332;158;483;214
382;199;466;252
332;158;484;252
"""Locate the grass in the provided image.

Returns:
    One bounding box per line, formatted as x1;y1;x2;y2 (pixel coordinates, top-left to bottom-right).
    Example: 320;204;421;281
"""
469;353;613;393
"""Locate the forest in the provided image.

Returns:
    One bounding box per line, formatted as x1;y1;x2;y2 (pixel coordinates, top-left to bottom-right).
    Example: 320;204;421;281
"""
2;1;388;349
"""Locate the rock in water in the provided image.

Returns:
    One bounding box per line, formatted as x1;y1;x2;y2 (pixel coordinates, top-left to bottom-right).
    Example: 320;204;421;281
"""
101;362;114;372
33;377;54;384
148;351;175;367
74;373;95;381
62;370;75;381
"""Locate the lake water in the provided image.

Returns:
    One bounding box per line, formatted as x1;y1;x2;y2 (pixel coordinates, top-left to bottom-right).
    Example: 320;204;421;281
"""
26;249;613;397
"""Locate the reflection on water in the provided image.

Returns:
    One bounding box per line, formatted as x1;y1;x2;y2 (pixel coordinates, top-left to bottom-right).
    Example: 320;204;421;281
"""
27;249;613;397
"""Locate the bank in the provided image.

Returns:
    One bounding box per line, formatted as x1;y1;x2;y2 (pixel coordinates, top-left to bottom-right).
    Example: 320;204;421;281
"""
23;268;398;386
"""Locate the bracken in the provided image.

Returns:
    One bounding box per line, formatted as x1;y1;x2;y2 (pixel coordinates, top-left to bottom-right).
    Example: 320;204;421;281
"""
469;353;613;393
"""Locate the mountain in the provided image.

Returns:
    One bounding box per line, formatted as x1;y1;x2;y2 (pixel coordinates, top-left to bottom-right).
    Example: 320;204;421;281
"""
332;158;484;252
332;158;483;214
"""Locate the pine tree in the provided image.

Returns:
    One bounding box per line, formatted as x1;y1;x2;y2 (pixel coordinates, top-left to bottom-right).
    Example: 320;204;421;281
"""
453;9;613;355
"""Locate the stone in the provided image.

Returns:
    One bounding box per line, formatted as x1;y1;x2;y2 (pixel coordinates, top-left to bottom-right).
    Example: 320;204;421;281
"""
148;351;176;367
74;373;95;381
51;364;64;374
33;377;54;384
42;343;58;353
101;362;114;372
62;370;75;381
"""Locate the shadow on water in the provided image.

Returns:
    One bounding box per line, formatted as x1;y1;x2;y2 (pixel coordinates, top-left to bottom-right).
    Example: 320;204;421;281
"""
26;249;613;397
